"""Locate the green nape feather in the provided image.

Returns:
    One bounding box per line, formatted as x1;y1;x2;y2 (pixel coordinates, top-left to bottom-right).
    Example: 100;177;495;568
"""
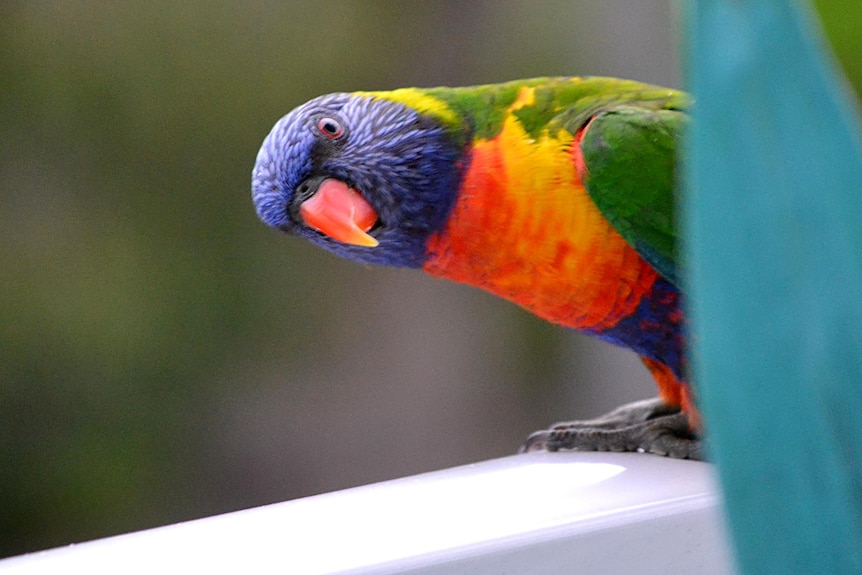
363;77;688;141
576;106;688;285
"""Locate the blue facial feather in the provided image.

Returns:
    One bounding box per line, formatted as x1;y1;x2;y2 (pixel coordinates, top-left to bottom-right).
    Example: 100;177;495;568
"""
251;94;466;268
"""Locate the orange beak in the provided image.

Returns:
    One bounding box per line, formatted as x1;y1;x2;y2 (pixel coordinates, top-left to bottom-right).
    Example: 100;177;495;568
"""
299;179;379;247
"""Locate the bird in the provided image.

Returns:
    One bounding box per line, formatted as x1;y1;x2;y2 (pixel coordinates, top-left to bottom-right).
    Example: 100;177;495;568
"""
251;76;701;460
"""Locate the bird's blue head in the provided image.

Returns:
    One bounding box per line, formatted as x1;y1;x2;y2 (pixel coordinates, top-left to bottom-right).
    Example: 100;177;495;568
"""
251;92;467;268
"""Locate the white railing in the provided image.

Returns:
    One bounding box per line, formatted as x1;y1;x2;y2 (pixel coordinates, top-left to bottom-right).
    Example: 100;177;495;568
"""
0;452;734;574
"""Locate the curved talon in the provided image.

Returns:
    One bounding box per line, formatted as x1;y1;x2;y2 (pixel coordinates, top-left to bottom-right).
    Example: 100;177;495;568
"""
518;430;554;454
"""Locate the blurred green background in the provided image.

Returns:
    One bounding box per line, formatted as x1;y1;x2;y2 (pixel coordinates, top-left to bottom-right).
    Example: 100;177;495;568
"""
1;0;858;559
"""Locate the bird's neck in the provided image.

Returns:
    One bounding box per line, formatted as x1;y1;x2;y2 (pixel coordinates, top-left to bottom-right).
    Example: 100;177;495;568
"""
421;112;659;333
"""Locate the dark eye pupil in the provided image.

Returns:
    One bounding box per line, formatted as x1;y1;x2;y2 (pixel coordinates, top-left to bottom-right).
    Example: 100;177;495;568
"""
317;117;343;139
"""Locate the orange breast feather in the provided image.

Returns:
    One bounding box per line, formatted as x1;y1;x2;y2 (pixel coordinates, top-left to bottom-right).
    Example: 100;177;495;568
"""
423;92;658;331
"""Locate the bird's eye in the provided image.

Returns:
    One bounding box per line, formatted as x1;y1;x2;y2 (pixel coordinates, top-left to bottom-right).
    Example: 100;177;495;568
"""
316;117;344;140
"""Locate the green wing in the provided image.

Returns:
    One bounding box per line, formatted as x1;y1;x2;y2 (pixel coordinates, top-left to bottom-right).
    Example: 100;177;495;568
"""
575;106;687;285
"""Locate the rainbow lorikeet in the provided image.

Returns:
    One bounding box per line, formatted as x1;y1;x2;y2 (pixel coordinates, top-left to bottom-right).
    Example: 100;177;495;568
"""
251;77;702;460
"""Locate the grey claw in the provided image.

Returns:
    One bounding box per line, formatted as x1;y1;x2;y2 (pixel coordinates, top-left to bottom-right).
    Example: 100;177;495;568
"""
519;398;705;461
518;430;552;453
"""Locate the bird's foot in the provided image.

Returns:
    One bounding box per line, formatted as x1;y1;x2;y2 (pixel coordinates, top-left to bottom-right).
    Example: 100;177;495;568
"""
519;398;704;460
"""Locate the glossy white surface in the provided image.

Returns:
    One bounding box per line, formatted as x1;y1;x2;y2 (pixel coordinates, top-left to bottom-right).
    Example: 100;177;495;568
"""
0;452;734;574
